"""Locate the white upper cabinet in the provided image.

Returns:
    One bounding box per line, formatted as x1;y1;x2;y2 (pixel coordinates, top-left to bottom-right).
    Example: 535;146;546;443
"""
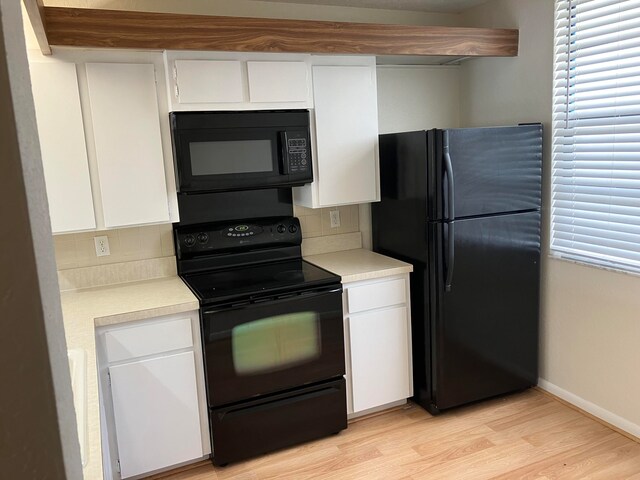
247;61;308;103
29;50;179;233
86;63;170;228
294;57;380;208
165;51;312;111
175;60;244;104
30;62;96;233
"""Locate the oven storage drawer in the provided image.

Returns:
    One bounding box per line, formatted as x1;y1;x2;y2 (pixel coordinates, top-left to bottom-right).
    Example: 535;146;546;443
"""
210;378;347;465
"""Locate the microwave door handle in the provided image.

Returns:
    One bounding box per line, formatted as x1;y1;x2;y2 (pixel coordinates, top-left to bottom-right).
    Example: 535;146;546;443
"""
279;132;290;175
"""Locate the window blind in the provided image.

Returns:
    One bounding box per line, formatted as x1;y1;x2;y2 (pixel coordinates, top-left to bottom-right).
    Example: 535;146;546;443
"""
553;0;640;272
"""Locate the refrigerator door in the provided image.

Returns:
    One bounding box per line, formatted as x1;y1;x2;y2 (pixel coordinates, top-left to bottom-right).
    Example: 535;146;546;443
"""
429;125;542;221
428;210;540;411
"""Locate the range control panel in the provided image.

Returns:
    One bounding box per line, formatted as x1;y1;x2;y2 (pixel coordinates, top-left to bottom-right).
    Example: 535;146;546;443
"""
283;130;310;174
177;217;302;256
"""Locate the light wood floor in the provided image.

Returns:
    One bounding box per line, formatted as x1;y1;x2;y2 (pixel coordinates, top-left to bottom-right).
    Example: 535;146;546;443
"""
154;389;640;479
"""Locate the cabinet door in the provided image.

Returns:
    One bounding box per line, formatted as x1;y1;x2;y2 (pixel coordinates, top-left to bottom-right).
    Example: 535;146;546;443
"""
86;63;169;228
109;351;203;478
30;62;96;233
175;60;244;104
348;306;411;412
247;61;308;103
312;65;379;206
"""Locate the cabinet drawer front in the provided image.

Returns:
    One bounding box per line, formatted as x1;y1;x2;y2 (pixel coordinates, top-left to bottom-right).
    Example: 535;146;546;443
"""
105;317;193;363
347;278;406;314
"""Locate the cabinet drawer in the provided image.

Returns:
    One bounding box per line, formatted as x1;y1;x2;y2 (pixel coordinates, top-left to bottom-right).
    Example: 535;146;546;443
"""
346;278;406;314
105;317;193;363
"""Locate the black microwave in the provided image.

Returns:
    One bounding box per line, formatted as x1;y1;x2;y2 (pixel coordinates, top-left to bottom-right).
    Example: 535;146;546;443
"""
170;110;313;193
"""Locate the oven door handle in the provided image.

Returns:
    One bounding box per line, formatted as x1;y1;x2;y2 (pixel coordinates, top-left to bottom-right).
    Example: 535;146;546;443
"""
203;286;342;315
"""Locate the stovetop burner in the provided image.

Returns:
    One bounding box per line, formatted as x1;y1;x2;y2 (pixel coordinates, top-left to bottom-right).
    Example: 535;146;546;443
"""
181;259;340;305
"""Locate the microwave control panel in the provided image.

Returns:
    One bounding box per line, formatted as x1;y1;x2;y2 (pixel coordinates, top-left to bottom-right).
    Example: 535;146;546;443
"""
283;131;310;174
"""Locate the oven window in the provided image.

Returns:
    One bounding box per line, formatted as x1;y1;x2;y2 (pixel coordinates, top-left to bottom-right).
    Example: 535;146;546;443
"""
189;139;273;175
232;312;321;375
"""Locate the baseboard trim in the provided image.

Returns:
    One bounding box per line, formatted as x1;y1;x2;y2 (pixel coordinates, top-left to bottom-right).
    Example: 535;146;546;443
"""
348;399;408;423
537;378;640;444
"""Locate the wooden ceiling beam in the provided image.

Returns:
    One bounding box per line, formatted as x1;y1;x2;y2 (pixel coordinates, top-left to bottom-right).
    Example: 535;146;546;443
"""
43;7;519;58
23;0;52;55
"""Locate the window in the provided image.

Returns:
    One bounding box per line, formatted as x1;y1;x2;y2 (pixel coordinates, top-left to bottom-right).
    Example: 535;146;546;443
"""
552;0;640;272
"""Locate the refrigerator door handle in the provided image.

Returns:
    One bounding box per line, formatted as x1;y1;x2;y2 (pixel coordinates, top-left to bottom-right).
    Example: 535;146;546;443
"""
444;222;455;292
443;131;455;221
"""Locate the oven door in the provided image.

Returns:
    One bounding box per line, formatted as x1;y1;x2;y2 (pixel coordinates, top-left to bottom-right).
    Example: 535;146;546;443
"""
201;285;345;408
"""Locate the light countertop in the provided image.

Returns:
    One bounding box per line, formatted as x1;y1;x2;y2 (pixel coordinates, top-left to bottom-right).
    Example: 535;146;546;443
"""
60;276;198;480
305;248;413;283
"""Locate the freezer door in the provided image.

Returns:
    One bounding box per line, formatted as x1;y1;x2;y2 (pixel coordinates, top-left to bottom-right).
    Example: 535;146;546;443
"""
431;125;542;220
428;211;540;410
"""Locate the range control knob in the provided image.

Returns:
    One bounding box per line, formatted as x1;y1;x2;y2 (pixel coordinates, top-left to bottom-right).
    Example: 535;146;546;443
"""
184;235;196;247
277;224;286;234
197;233;209;244
289;224;298;234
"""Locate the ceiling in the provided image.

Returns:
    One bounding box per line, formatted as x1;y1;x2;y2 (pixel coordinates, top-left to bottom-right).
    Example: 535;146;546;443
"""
251;0;489;13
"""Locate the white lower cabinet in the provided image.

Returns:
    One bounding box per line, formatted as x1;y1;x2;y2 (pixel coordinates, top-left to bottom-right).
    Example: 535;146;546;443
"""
96;311;209;479
343;274;412;416
109;352;202;478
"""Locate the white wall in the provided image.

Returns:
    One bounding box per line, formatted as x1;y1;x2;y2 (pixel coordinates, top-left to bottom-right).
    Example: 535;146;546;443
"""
377;65;460;134
460;0;640;435
352;65;462;249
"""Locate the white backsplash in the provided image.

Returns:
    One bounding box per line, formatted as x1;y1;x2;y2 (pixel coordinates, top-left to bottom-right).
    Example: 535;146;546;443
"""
53;204;364;289
293;204;360;238
53;224;174;270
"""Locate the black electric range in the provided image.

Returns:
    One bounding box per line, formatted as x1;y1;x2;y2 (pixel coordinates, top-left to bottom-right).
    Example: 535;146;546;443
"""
175;213;347;466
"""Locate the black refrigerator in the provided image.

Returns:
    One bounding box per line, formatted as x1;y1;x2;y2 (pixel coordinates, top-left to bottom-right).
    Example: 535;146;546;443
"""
372;125;542;414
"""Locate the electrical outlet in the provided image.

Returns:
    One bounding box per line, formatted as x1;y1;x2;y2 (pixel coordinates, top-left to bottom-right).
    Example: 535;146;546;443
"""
329;210;341;228
94;236;110;257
